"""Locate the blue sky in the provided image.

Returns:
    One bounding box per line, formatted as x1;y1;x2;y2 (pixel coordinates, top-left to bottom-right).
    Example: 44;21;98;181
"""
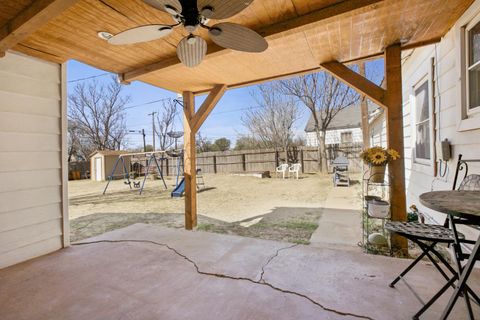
67;59;384;149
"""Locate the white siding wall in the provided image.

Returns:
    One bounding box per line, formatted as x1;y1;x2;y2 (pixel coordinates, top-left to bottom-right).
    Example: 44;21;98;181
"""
401;3;480;227
305;127;363;147
369;112;387;148
0;52;66;268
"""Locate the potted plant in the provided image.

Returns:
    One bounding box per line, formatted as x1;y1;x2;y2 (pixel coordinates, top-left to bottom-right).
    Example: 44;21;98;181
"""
360;146;400;183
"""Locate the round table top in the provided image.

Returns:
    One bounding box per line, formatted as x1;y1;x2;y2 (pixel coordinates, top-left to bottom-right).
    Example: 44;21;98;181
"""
419;191;480;222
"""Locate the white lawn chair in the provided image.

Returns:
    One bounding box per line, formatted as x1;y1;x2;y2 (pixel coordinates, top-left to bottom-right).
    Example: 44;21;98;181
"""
275;163;289;179
288;163;301;179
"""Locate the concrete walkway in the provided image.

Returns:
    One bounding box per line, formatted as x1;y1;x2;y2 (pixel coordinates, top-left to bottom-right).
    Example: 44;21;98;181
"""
1;224;478;320
310;184;363;250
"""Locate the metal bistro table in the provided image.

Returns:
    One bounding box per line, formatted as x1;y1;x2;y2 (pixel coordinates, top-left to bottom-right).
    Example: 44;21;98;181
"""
420;190;480;319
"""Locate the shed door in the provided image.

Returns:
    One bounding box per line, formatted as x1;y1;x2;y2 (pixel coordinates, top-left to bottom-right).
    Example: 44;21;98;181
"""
95;157;102;181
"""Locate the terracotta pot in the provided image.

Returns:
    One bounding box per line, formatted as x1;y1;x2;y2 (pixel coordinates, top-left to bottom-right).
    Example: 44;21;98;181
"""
370;165;386;183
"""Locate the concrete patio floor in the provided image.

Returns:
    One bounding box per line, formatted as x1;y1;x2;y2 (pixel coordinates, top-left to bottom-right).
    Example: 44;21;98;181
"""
1;224;479;320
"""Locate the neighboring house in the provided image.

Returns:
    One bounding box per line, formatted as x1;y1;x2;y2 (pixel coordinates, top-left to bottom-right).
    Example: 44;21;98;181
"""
369;1;480;241
90;150;130;182
304;102;379;147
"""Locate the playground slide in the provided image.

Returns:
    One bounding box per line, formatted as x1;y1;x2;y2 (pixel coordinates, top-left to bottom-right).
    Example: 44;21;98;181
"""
171;177;185;197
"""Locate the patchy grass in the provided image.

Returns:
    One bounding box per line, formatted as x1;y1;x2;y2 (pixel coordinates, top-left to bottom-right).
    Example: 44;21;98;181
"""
70;174;331;244
195;208;321;245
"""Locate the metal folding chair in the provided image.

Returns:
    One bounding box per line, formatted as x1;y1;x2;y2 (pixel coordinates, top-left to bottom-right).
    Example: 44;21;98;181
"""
385;154;480;319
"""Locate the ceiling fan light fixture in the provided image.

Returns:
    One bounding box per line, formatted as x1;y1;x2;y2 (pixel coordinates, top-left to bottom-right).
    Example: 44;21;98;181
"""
185;24;198;33
177;35;207;68
187;35;197;45
97;31;113;40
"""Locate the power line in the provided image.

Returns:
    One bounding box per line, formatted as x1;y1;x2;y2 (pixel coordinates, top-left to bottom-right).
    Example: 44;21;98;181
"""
68;73;110;83
124;98;172;110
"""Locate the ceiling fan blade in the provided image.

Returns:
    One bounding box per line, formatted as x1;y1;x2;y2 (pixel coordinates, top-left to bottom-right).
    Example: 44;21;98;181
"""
143;0;182;15
176;35;207;68
108;25;172;45
209;22;268;53
198;0;253;19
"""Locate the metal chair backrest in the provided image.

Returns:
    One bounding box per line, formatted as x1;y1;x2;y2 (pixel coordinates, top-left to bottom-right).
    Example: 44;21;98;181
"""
290;163;301;171
452;154;480;191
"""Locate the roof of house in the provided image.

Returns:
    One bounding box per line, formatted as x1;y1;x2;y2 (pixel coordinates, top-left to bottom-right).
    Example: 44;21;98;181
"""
304;101;380;132
89;150;129;157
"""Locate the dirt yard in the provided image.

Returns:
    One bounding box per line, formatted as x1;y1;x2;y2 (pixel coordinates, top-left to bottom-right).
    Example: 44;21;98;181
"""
69;173;348;243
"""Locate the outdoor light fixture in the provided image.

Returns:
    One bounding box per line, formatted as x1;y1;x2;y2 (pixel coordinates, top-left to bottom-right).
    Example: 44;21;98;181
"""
103;0;267;67
176;35;207;68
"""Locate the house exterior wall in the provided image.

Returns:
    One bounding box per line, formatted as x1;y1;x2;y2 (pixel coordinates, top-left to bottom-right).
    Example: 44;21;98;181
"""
368;1;480;245
401;1;480;227
305;127;363;147
369;112;387;148
0;52;67;268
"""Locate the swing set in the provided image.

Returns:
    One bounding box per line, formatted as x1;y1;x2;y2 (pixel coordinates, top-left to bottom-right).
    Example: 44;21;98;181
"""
103;151;168;195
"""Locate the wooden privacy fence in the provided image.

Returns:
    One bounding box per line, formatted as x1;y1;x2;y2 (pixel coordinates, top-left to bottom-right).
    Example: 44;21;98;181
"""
68;161;90;180
156;143;363;175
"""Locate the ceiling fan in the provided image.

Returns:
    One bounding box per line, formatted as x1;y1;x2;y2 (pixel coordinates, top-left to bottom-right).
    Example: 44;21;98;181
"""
100;0;268;67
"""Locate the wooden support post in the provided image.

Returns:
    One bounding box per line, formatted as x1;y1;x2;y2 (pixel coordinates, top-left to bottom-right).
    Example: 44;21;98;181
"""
242;154;247;171
182;84;227;230
183;91;197;230
300;149;305;173
275;151;280;167
213;155;217;174
385;44;408;254
358;62;370;149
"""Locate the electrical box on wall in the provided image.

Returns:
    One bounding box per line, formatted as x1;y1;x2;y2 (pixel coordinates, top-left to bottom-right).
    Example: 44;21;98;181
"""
436;138;451;161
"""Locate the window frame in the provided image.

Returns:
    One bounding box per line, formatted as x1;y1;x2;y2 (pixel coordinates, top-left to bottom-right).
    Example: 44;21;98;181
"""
465;14;480;116
411;75;435;166
340;131;353;144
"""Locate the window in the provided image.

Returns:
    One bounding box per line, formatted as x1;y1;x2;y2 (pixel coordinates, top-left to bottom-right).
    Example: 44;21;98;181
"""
340;131;353;144
466;18;480;113
414;80;431;161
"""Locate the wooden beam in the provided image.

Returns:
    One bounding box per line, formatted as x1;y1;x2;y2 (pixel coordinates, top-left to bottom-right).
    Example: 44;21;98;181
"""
122;0;383;82
385;44;408;254
192;84;227;132
0;0;79;54
321;61;386;108
183;91;197;230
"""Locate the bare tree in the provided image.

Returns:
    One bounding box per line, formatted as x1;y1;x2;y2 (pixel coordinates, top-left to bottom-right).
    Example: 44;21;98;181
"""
242;83;300;154
67;119;93;161
155;99;179;150
68;77;129;153
278;73;358;172
196;132;213;152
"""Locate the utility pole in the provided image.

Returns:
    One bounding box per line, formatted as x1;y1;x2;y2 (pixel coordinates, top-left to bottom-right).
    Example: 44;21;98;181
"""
147;112;157;151
128;129;147;152
142;129;146;152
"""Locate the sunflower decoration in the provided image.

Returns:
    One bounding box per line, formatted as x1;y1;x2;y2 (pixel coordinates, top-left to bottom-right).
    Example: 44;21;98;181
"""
360;146;400;166
370;151;387;165
387;148;400;160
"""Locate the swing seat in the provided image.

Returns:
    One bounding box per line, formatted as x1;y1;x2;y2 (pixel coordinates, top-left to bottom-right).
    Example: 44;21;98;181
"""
133;181;141;188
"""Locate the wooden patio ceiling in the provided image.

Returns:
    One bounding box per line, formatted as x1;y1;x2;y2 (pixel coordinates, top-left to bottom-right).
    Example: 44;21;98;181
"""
1;0;474;94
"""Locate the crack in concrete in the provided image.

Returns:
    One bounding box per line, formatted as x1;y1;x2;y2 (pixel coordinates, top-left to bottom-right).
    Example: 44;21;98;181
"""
73;239;374;320
258;244;298;283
